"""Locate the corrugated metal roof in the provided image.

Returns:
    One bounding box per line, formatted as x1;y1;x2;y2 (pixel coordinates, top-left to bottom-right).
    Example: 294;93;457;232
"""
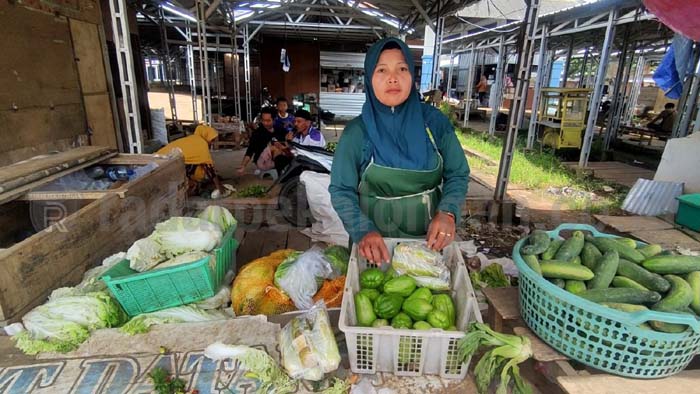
622;178;684;216
320;92;364;118
320;52;366;69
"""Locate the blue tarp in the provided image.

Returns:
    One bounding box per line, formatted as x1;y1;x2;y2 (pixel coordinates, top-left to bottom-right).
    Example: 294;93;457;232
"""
653;34;694;99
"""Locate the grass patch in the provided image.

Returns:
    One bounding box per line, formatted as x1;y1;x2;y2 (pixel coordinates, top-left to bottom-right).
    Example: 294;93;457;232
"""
457;128;627;213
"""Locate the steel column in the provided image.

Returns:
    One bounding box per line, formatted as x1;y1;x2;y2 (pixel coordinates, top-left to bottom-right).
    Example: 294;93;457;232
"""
561;37;574;87
108;0;143;153
432;16;446;90
243;24;252;122
214;35;222;116
604;26;632;150
489;36;506;136
527;24;548;149
579;47;589;88
624;55;645;124
159;6;178;124
579;9;617;168
463;44;477;128
196;0;212;123
674;46;700;138
446;50;455;98
231;28;242;119
494;0;540;202
185;25;199;122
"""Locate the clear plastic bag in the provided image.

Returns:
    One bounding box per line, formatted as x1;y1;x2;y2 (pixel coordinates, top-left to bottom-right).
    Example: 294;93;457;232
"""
274;247;333;310
278;302;340;381
391;242;450;291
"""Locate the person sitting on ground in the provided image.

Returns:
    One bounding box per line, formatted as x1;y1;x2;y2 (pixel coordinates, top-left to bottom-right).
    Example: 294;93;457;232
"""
273;97;295;134
236;107;286;176
286;109;326;148
156;124;226;197
647;103;676;134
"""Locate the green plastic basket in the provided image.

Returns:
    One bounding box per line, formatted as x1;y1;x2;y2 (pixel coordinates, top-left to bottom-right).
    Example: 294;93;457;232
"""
513;223;700;378
102;227;239;316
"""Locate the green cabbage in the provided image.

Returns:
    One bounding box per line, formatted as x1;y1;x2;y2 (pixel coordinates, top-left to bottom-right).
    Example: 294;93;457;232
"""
152;217;222;258
120;305;227;335
198;205;237;233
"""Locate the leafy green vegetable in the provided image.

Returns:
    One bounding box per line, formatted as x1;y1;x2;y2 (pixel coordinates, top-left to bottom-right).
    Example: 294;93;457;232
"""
238;185;268;198
127;236;165;272
152;217;222;258
324;245;350;275
457;322;533;394
476;264;511;288
204;342;296;394
198;205;237;233
148;367;187;394
120;305;227;335
15;292;127;355
321;377;351;394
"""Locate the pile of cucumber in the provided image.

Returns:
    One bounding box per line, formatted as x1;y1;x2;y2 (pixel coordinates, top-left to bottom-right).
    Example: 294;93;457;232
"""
519;229;700;333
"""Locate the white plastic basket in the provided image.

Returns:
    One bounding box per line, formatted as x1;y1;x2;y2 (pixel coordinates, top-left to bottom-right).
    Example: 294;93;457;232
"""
339;239;483;379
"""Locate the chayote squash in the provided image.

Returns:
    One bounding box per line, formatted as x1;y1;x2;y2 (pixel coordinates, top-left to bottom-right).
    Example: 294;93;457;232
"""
413;321;433;330
426;310;450;329
354;293;376;327
373;293;403;319
406;287;433;303
402;298;433;321
391;312;413;329
357;288;381;302
431;294;456;326
383;275;417;297
360;268;385;289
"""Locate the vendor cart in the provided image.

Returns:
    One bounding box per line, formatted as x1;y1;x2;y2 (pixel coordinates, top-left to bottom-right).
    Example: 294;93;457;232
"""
537;88;591;150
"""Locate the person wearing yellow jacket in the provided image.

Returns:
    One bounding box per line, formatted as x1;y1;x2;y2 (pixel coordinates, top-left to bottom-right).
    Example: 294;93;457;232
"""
157;124;226;196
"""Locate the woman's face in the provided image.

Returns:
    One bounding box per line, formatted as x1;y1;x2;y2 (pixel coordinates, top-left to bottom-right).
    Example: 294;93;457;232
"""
372;48;412;107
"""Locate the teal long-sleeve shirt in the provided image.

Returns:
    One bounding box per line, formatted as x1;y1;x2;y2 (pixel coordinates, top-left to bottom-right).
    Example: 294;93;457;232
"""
329;104;470;243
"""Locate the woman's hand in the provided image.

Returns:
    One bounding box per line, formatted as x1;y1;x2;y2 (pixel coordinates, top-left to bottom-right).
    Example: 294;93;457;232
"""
426;211;456;251
359;231;390;265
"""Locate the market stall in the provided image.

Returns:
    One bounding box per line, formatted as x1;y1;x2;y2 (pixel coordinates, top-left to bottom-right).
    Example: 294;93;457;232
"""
319;52;366;119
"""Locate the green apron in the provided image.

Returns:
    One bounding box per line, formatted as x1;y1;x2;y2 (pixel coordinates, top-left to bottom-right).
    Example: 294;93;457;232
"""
358;127;443;238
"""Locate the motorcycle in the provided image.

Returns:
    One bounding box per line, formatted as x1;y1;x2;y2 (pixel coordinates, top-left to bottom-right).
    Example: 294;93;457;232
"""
266;142;334;227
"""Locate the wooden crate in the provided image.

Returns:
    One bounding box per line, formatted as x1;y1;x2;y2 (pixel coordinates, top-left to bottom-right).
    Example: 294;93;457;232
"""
0;152;186;324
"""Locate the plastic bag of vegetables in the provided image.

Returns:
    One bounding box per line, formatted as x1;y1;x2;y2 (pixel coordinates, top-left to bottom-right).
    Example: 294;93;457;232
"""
198;205;237;233
274;247;334;310
391;242;450;291
323;245;350;276
278;302;340;381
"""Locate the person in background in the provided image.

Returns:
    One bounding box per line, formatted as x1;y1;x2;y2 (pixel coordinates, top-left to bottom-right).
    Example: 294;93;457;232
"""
475;75;489;106
157;124;226;197
647;103;677;134
273;97;295;134
329;37;469;264
286;109;326;148
236;107;286;176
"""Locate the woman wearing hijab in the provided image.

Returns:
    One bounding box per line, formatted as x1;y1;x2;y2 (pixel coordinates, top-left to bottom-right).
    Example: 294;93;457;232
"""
157;124;225;196
329;37;470;264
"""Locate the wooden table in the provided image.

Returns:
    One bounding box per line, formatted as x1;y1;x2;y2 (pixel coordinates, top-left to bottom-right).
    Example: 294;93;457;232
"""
620;124;668;145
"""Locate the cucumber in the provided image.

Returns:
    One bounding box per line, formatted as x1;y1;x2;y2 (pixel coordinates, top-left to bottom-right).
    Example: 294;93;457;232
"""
555;231;585;261
521;230;551;255
612;276;649;291
570;256;581;265
687;271;700;315
616;259;670;293
588;250;619;289
581;242;603;270
587;236;645;263
642;255;700;274
600;302;649;313
540;261;594;281
638;244;663;259
653;275;693;312
548;278;566;288
614;237;638;249
649;306;692;334
565;280;587;295
522;254;542;275
579;288;661;304
541;239;564;260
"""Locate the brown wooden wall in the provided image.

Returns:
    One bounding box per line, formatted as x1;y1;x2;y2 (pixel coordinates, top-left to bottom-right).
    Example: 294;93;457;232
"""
0;1;118;167
260;40;320;101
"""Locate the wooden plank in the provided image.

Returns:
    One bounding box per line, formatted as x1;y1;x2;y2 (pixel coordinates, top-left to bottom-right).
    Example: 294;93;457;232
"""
0;335;36;368
630;229;700;251
84;94;117;149
69;19;107;94
18;190;123;201
482;287;521;320
594;215;675;233
236;230;266;269
0;135;89;168
0;152;118;205
259;230;290;257
287;228;311;251
0;146;112;187
557;369;700;394
513;327;568;363
0;156;186;323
